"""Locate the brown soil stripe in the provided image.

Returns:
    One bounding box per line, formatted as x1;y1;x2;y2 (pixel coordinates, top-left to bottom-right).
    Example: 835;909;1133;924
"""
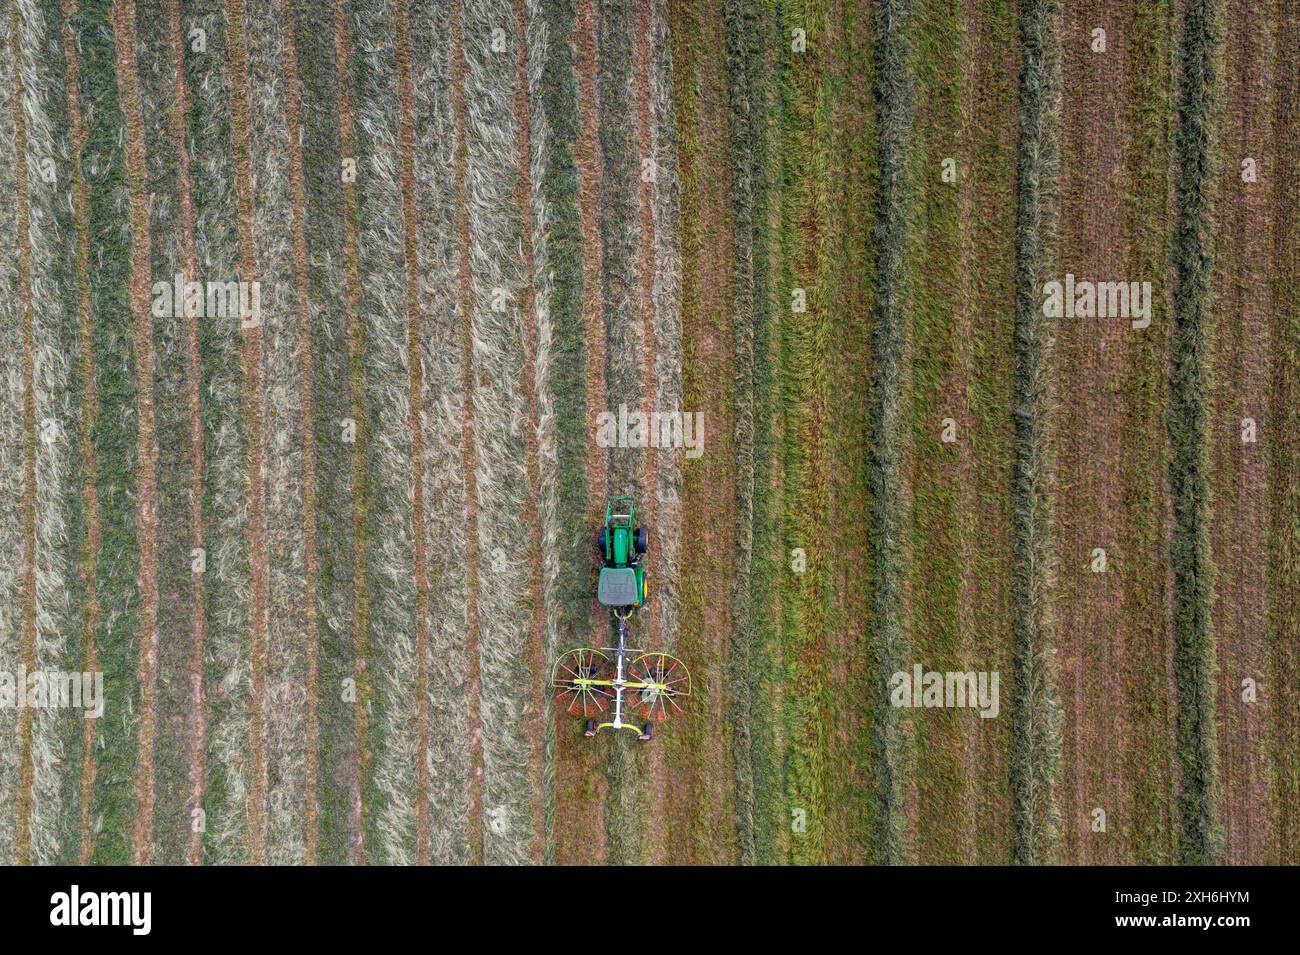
329;0;370;865
1058;0;1133;864
57;0;101;867
278;0;321;865
1212;0;1274;865
8;0;37;869
390;0;432;866
108;0;162;867
450;0;486;864
224;0;269;866
511;0;548;865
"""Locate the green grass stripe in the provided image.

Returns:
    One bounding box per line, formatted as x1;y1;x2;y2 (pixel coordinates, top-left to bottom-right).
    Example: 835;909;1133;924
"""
598;0;652;865
135;0;190;866
293;0;358;867
749;0;785;865
868;0;914;865
1010;0;1063;865
1169;0;1222;865
822;0;874;865
187;0;251;865
723;0;761;863
959;0;1016;864
774;0;834;866
524;0;590;864
70;0;140;866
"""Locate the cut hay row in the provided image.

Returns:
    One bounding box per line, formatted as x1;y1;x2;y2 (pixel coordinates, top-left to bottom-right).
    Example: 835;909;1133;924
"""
633;0;657;645
907;0;967;864
0;0;24;865
462;0;537;866
278;0;322;866
240;0;311;866
188;0;251;865
163;0;209;867
392;0;432;865
551;0;606;867
6;0;39;868
110;0;161;867
73;0;140;867
408;0;472;866
1116;0;1177;864
867;0;913;865
344;0;420;865
1010;0;1063;865
20;0;80;867
510;0;547;863
13;0;78;866
648;0;682;662
1211;0;1272;864
329;0;372;864
522;0;588;864
1169;0;1222;865
954;0;1017;863
35;0;87;868
1268;0;1300;863
224;0;270;864
136;0;189;866
596;0;653;865
821;0;873;865
450;0;487;865
58;0;101;867
293;0;359;866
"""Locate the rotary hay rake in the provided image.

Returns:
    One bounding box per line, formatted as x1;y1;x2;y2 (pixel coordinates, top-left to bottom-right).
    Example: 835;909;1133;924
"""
552;496;690;740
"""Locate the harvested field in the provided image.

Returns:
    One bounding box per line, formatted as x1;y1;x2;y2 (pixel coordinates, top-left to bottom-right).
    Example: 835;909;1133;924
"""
0;0;1296;867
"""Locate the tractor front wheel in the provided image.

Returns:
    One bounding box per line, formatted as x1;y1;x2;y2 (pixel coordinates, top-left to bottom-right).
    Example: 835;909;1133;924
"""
635;526;647;554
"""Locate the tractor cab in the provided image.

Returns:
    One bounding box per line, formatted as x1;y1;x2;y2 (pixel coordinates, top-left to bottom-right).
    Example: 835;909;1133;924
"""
596;495;648;609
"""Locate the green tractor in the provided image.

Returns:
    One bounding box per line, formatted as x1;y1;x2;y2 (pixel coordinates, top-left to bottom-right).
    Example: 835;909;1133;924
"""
552;496;690;740
596;495;648;610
